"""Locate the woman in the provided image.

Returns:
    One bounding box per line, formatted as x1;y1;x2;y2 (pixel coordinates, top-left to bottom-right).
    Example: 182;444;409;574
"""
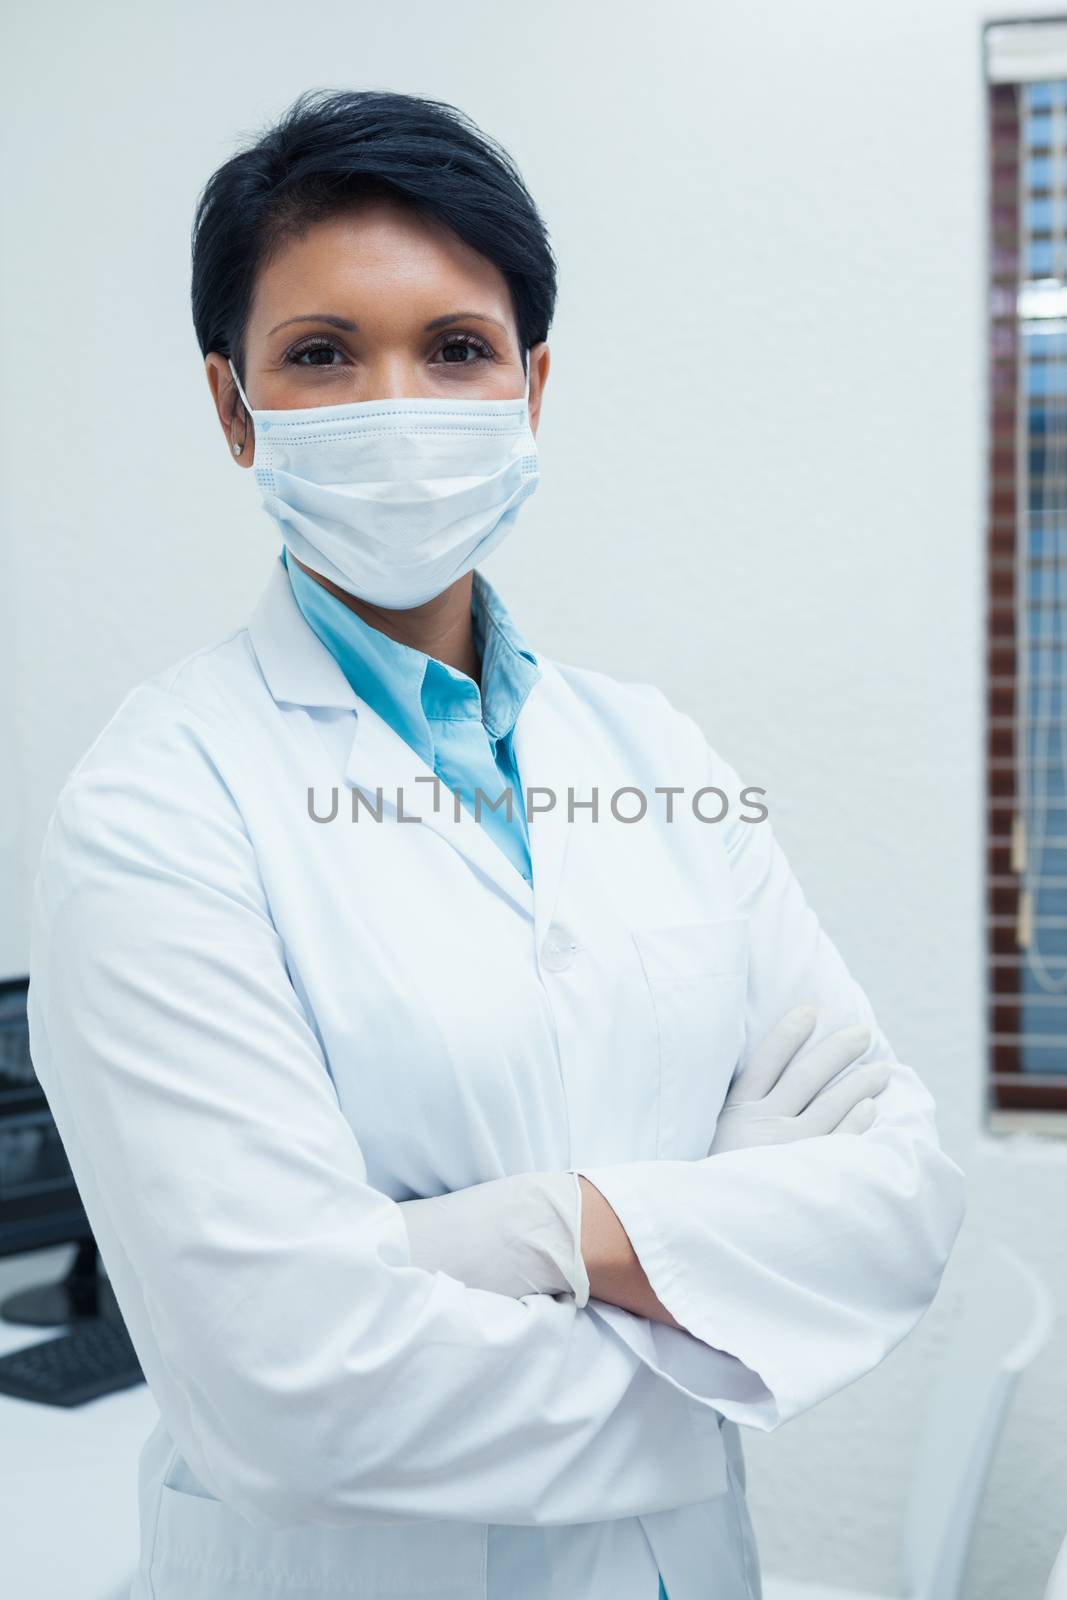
27;88;965;1600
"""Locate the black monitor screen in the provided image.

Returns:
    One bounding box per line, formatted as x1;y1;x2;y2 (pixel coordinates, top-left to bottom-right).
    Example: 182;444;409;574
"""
0;978;90;1256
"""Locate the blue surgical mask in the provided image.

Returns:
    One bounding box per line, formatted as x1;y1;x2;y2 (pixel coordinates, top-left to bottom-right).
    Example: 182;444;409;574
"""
228;358;539;609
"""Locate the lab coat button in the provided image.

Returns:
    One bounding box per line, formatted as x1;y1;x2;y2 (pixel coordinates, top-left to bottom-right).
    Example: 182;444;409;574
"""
541;926;576;972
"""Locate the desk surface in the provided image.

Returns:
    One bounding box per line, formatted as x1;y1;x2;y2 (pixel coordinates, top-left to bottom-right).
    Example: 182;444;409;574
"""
0;1245;158;1600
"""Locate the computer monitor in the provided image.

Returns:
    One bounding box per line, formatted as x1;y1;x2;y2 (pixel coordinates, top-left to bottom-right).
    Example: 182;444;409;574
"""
0;974;119;1327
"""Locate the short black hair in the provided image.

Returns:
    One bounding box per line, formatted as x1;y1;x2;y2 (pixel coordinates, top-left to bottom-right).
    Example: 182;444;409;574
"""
190;87;557;405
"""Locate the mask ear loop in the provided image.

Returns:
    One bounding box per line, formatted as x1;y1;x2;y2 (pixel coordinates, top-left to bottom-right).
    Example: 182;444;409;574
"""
227;356;253;457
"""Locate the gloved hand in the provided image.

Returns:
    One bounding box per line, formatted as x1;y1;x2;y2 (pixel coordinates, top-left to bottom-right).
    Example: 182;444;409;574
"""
709;1004;890;1154
397;1170;590;1306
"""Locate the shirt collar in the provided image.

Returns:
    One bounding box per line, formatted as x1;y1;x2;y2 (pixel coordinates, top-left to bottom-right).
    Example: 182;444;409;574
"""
281;548;542;760
470;568;542;741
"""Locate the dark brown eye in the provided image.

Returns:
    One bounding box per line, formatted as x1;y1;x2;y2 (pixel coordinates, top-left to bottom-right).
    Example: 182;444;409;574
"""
435;333;494;365
286;338;343;366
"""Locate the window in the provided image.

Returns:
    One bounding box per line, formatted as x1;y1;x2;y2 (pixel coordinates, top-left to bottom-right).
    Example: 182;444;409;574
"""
987;20;1067;1125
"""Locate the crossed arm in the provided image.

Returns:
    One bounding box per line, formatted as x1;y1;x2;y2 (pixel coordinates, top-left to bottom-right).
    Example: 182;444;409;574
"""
400;1007;889;1325
578;1175;685;1327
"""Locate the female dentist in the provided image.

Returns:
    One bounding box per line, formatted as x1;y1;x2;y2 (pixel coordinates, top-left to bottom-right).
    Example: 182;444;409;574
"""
27;87;965;1600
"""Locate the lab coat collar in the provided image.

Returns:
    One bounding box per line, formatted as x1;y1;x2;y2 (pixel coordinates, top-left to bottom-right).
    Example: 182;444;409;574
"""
247;551;363;712
246;552;588;935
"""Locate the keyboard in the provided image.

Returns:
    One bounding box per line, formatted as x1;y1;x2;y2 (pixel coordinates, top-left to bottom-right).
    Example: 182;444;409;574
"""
0;1317;145;1407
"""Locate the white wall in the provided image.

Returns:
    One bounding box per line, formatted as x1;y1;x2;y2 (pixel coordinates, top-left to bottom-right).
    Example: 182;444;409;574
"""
2;2;1063;1594
0;410;20;975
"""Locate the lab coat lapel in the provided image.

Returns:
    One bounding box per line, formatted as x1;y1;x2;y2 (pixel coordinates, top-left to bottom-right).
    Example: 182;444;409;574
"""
339;656;595;944
341;704;536;920
247;553;537;920
509;662;594;952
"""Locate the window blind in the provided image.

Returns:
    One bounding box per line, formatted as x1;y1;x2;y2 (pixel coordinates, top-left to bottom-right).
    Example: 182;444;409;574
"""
987;28;1067;1111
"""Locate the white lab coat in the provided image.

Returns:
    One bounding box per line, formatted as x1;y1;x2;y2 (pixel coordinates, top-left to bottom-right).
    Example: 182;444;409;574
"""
26;552;965;1600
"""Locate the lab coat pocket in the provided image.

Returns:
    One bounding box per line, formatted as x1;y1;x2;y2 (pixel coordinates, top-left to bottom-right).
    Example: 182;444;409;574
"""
632;917;748;1158
149;1483;489;1599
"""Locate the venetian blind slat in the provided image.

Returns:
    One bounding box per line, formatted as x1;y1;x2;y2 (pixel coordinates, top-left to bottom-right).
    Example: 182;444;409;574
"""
985;55;1067;1108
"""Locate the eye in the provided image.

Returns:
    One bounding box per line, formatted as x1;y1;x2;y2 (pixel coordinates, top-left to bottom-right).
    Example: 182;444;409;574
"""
285;337;344;367
433;332;495;366
282;330;497;371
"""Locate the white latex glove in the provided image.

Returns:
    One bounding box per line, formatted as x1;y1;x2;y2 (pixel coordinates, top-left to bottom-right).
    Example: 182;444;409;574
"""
397;1170;590;1306
709;1004;890;1154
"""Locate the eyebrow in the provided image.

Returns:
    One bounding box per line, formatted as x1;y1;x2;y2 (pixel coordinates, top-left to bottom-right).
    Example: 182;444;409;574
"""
267;310;509;337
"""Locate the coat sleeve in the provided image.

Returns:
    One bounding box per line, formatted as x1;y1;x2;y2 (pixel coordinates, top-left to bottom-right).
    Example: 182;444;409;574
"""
575;712;967;1433
26;686;730;1530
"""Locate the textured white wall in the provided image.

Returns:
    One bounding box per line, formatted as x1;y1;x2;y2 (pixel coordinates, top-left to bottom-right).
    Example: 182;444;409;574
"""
2;2;1064;1594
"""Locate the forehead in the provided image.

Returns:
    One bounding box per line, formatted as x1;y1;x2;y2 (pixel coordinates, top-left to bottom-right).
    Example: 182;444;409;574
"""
248;199;515;332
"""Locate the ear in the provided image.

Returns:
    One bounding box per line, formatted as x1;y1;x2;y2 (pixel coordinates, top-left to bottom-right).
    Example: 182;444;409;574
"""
205;352;254;467
526;342;550;437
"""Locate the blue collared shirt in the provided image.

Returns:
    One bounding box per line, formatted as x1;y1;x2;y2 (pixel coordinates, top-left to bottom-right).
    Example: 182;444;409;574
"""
282;546;542;884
